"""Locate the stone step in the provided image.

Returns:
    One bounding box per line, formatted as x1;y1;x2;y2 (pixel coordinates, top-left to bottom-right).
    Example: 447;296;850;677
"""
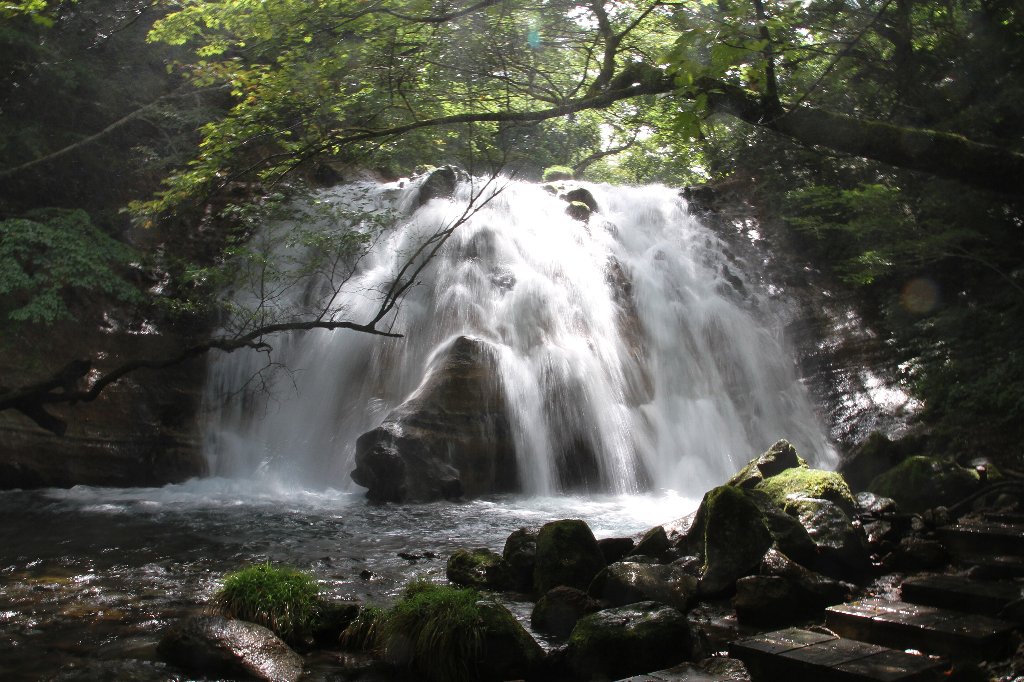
959;554;1024;579
825;598;1017;660
901;574;1022;618
937;521;1024;558
616;659;746;681
730;627;945;682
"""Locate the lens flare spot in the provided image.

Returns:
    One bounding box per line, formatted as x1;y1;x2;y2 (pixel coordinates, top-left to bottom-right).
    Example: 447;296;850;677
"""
900;277;940;314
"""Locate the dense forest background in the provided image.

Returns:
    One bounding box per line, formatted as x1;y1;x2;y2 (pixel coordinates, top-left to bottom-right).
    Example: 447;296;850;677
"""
1;0;1022;467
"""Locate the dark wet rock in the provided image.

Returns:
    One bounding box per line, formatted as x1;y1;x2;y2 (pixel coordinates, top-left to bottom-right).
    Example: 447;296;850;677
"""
534;519;607;594
416;165;467;206
839;431;922;491
869;456;984;513
605;256;653;406
565;200;592;222
855;491;899;516
474;599;546;681
350;335;517;502
735;548;852;625
562;187;599;212
567;601;691;680
756;466;857;514
883;537;950;571
311;600;361;647
446;547;514;590
784;497;870;580
631;525;671;560
588;561;698;612
598;536;635;565
746;489;817;567
503;527;537;591
727;439;807;489
531;585;602;637
686;485;774;595
158;615;303;682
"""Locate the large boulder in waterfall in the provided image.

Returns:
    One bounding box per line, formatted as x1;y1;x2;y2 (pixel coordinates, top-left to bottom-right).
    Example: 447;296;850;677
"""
158;615;303;682
588;561;698;612
416;165;468;206
683;485;774;595
566;601;692;680
534;519;607;594
727;439;807;489
868;455;985;512
350;335;517;502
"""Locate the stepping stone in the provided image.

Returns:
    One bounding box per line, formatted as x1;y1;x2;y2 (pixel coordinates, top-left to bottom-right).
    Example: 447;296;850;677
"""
901;575;1023;618
937;521;1024;557
960;554;1024;579
825;598;1017;660
730;627;945;681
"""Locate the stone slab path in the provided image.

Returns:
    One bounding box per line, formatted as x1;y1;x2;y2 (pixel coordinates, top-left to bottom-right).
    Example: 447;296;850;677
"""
729;626;945;681
901;574;1022;618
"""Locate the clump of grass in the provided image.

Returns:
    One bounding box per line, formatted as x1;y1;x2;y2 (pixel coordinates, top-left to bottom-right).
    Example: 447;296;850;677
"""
213;562;320;643
375;580;485;682
339;605;385;651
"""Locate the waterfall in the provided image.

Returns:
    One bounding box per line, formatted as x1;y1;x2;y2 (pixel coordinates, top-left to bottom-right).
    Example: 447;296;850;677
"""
202;176;837;496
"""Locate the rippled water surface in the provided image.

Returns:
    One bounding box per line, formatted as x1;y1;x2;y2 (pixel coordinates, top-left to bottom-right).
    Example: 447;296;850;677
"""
0;480;696;680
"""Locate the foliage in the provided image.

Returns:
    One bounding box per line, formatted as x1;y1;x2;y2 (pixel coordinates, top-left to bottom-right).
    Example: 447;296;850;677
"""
542;165;574;182
213;562;320;643
339;605;385;652
374;580;486;682
0;209;141;324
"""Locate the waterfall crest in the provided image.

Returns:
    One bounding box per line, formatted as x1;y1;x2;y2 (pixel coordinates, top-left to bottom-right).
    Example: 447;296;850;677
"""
203;177;837;496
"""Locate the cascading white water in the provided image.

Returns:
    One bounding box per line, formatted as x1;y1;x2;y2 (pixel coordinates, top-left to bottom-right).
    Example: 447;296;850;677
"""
203;176;837;496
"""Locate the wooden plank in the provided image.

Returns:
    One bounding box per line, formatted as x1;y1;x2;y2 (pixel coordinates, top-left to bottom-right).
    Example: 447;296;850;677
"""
901;574;1022;617
826;598;1017;659
730;628;944;681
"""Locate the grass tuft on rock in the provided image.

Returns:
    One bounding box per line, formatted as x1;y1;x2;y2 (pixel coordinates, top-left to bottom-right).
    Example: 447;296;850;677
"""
213;562;320;643
376;580;485;682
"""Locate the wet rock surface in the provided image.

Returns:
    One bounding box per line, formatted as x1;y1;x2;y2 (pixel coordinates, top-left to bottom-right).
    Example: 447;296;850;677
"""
534;519;607;594
158;615;303;682
350;335;518;502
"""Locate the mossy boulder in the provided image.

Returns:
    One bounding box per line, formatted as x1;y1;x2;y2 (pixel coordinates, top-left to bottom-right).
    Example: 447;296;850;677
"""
839;431;921;491
868;456;983;512
783;498;869;580
567;601;692;680
531;585;602;638
565;200;592;222
745;489;817;567
446;547;514;590
756;467;856;514
474;599;546;681
588;562;698;612
630;525;670;560
534;519;607;594
502;527;537;591
728;439;807;489
687;486;773;595
598;537;635;564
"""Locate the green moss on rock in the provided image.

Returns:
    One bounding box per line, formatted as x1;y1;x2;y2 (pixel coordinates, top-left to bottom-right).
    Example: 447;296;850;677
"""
728;439;808;489
755;467;856;513
689;485;773;595
868;456;982;512
446;547;513;590
534;519;606;594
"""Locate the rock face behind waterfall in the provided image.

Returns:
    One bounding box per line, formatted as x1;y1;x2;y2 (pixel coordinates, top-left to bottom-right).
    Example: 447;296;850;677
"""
350;335;517;502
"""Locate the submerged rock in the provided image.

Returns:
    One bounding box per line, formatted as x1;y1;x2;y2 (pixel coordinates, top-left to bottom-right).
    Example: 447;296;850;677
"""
567;601;692;680
350;336;517;502
534;519;607;594
158;615;303;682
416;165;468;206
